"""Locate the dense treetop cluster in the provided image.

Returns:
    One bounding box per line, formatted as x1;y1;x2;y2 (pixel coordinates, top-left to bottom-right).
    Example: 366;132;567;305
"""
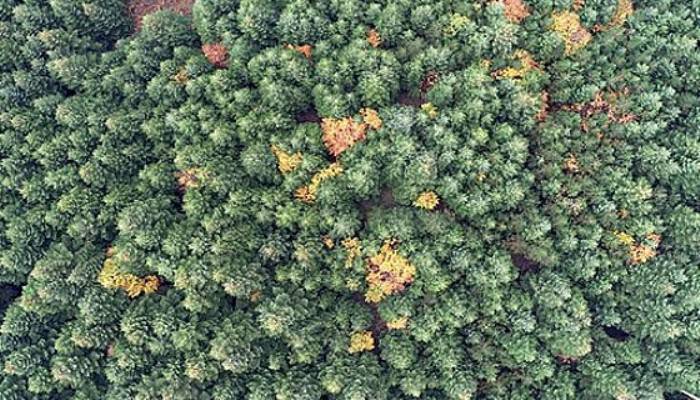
0;0;699;399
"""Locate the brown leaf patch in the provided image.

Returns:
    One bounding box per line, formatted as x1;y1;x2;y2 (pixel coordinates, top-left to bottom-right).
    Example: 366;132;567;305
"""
127;0;194;31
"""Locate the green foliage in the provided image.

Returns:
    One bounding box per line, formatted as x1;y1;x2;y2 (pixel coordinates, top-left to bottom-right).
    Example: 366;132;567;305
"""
0;0;699;399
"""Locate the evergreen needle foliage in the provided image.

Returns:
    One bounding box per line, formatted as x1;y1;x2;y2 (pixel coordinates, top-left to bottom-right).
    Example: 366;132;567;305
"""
0;0;699;399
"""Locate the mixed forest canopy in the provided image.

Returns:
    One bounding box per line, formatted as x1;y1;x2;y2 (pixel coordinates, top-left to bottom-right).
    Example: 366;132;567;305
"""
0;0;699;398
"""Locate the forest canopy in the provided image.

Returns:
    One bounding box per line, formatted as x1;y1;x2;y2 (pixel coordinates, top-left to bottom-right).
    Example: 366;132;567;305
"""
0;0;699;399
